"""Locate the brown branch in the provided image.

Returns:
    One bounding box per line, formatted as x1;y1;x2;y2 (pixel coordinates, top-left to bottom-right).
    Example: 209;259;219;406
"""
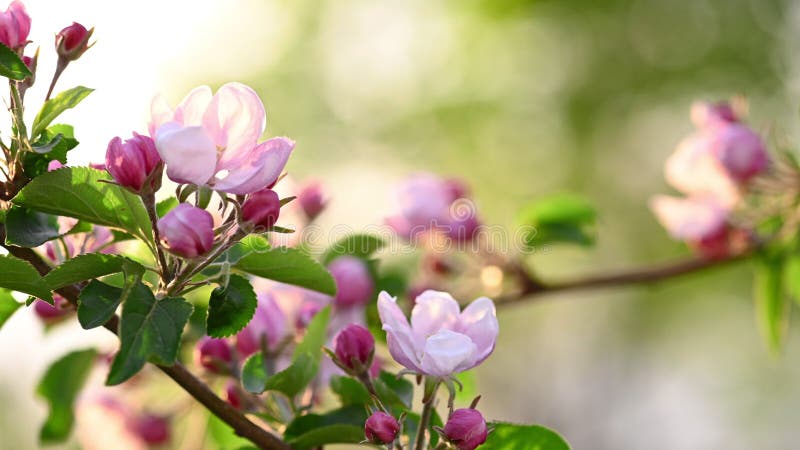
0;229;289;450
499;251;753;307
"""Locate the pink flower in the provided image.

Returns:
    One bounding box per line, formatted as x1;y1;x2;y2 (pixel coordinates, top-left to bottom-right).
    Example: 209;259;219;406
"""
377;290;498;377
0;1;30;51
150;83;294;195
157;203;214;258
33;296;71;323
665;133;740;207
364;412;400;444
129;414;170;446
443;408;488;450
55;22;93;61
241;188;281;230
690;100;737;129
297;180;327;221
328;256;374;308
105;133;162;193
333;324;375;373
194;337;232;374
707;123;768;182
649;195;730;258
235;292;289;357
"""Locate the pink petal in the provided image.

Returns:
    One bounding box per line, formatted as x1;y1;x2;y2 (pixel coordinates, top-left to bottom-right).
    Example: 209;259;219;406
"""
419;329;477;377
665;132;740;207
410;290;460;346
174;85;213;126
203;82;266;166
148;94;174;138
212;137;293;195
457;297;498;365
649;195;728;242
155;123;217;185
377;291;421;372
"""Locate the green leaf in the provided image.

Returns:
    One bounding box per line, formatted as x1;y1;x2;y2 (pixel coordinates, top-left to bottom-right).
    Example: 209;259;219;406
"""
44;253;142;290
156;197;179;218
106;284;193;385
518;194;596;247
287;424;364;449
32;86;94;139
240;352;269;394
207;414;253;450
0;255;52;302
263;353;317;398
321;233;387;265
23;125;79;178
206;274;257;338
37;349;97;444
13;167;151;241
0;289;22;330
484;423;571;450
330;376;371;405
293;305;330;361
0;42;31;80
4;206;60;247
755;255;790;353
77;258;144;329
376;370;414;410
234;247;336;295
783;254;800;306
284;405;367;443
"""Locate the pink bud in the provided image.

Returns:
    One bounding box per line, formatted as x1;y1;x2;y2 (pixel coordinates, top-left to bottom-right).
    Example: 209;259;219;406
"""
708;123;768;182
443;408;488;450
33;296;70;323
225;381;242;410
105;133;162;193
334;324;375;372
328;256;374;307
130;414;170;446
364;411;400;444
194;337;232;374
157;204;214;258
241;188;281;230
21;50;35;87
55;22;93;61
447;213;481;243
0;1;30;51
235;293;288;357
297;181;327;220
691;101;737;129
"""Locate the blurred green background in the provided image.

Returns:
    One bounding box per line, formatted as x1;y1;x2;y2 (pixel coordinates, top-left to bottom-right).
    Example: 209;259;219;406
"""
3;0;800;448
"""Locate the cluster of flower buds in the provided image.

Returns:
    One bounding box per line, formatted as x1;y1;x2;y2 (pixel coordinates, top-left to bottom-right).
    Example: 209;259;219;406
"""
385;173;481;243
651;100;767;258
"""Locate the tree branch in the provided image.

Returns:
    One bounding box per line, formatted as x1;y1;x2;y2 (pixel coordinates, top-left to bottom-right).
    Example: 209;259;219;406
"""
498;251;753;307
0;228;290;450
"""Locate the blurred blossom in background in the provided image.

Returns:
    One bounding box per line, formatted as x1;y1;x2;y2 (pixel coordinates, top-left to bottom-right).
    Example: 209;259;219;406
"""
4;0;800;448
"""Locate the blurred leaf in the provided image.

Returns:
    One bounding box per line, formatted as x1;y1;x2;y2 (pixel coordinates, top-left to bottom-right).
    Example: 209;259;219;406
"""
293;305;330;361
106;284;192;385
44;253;142;290
330;375;371;405
206;274;257;338
37;349;97;444
207;414;252;450
241;352;269;394
234;246;336;295
755;255;790;353
263;353;317;398
0;42;31;80
0;255;52;302
518;194;596;247
13;167;151;241
783;254;800;306
77;257;144;329
376;370;414;410
455;371;478;405
321;233;387;265
284;405;367;447
4;206;60;247
484;422;570;449
31;86;94;139
0;289;22;330
156;197;179;217
22;125;78;178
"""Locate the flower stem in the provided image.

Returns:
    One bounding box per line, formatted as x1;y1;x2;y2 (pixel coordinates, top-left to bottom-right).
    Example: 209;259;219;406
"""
45;59;67;102
143;193;171;285
414;377;440;450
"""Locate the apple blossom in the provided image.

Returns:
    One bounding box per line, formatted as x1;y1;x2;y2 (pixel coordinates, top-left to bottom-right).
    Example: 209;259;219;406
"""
235;292;289;357
157;204;214;258
333;324;375;373
55;22;93;61
328;256;374;307
195;337;232;374
364;411;400;444
241;188;281;230
0;1;30;51
105;132;162;194
129;414;170;445
649;195;730;258
443;408;488;450
33;296;70;323
690;100;737;129
378;290;498;377
297;180;327;220
150;83;294;195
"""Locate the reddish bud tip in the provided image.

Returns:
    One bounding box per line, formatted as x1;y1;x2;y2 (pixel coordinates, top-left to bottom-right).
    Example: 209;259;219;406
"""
364;411;400;444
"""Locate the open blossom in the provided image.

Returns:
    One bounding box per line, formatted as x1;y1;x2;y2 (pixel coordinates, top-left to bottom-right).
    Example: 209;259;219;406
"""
150;82;293;195
378;290;498;377
650;195;730;258
0;1;30;51
385;173;479;241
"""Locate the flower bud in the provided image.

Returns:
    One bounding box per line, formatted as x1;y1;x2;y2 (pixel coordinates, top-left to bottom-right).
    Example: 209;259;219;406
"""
364;411;400;444
297;181;326;221
130;414;170;445
55;22;94;61
195;336;232;374
333;324;374;373
443;408;489;450
20;49;36;90
225;381;243;410
0;1;30;51
157;204;214;258
241;188;281;230
709;123;768;183
33;296;70;323
105;133;162;194
328;256;374;307
691;100;737;129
